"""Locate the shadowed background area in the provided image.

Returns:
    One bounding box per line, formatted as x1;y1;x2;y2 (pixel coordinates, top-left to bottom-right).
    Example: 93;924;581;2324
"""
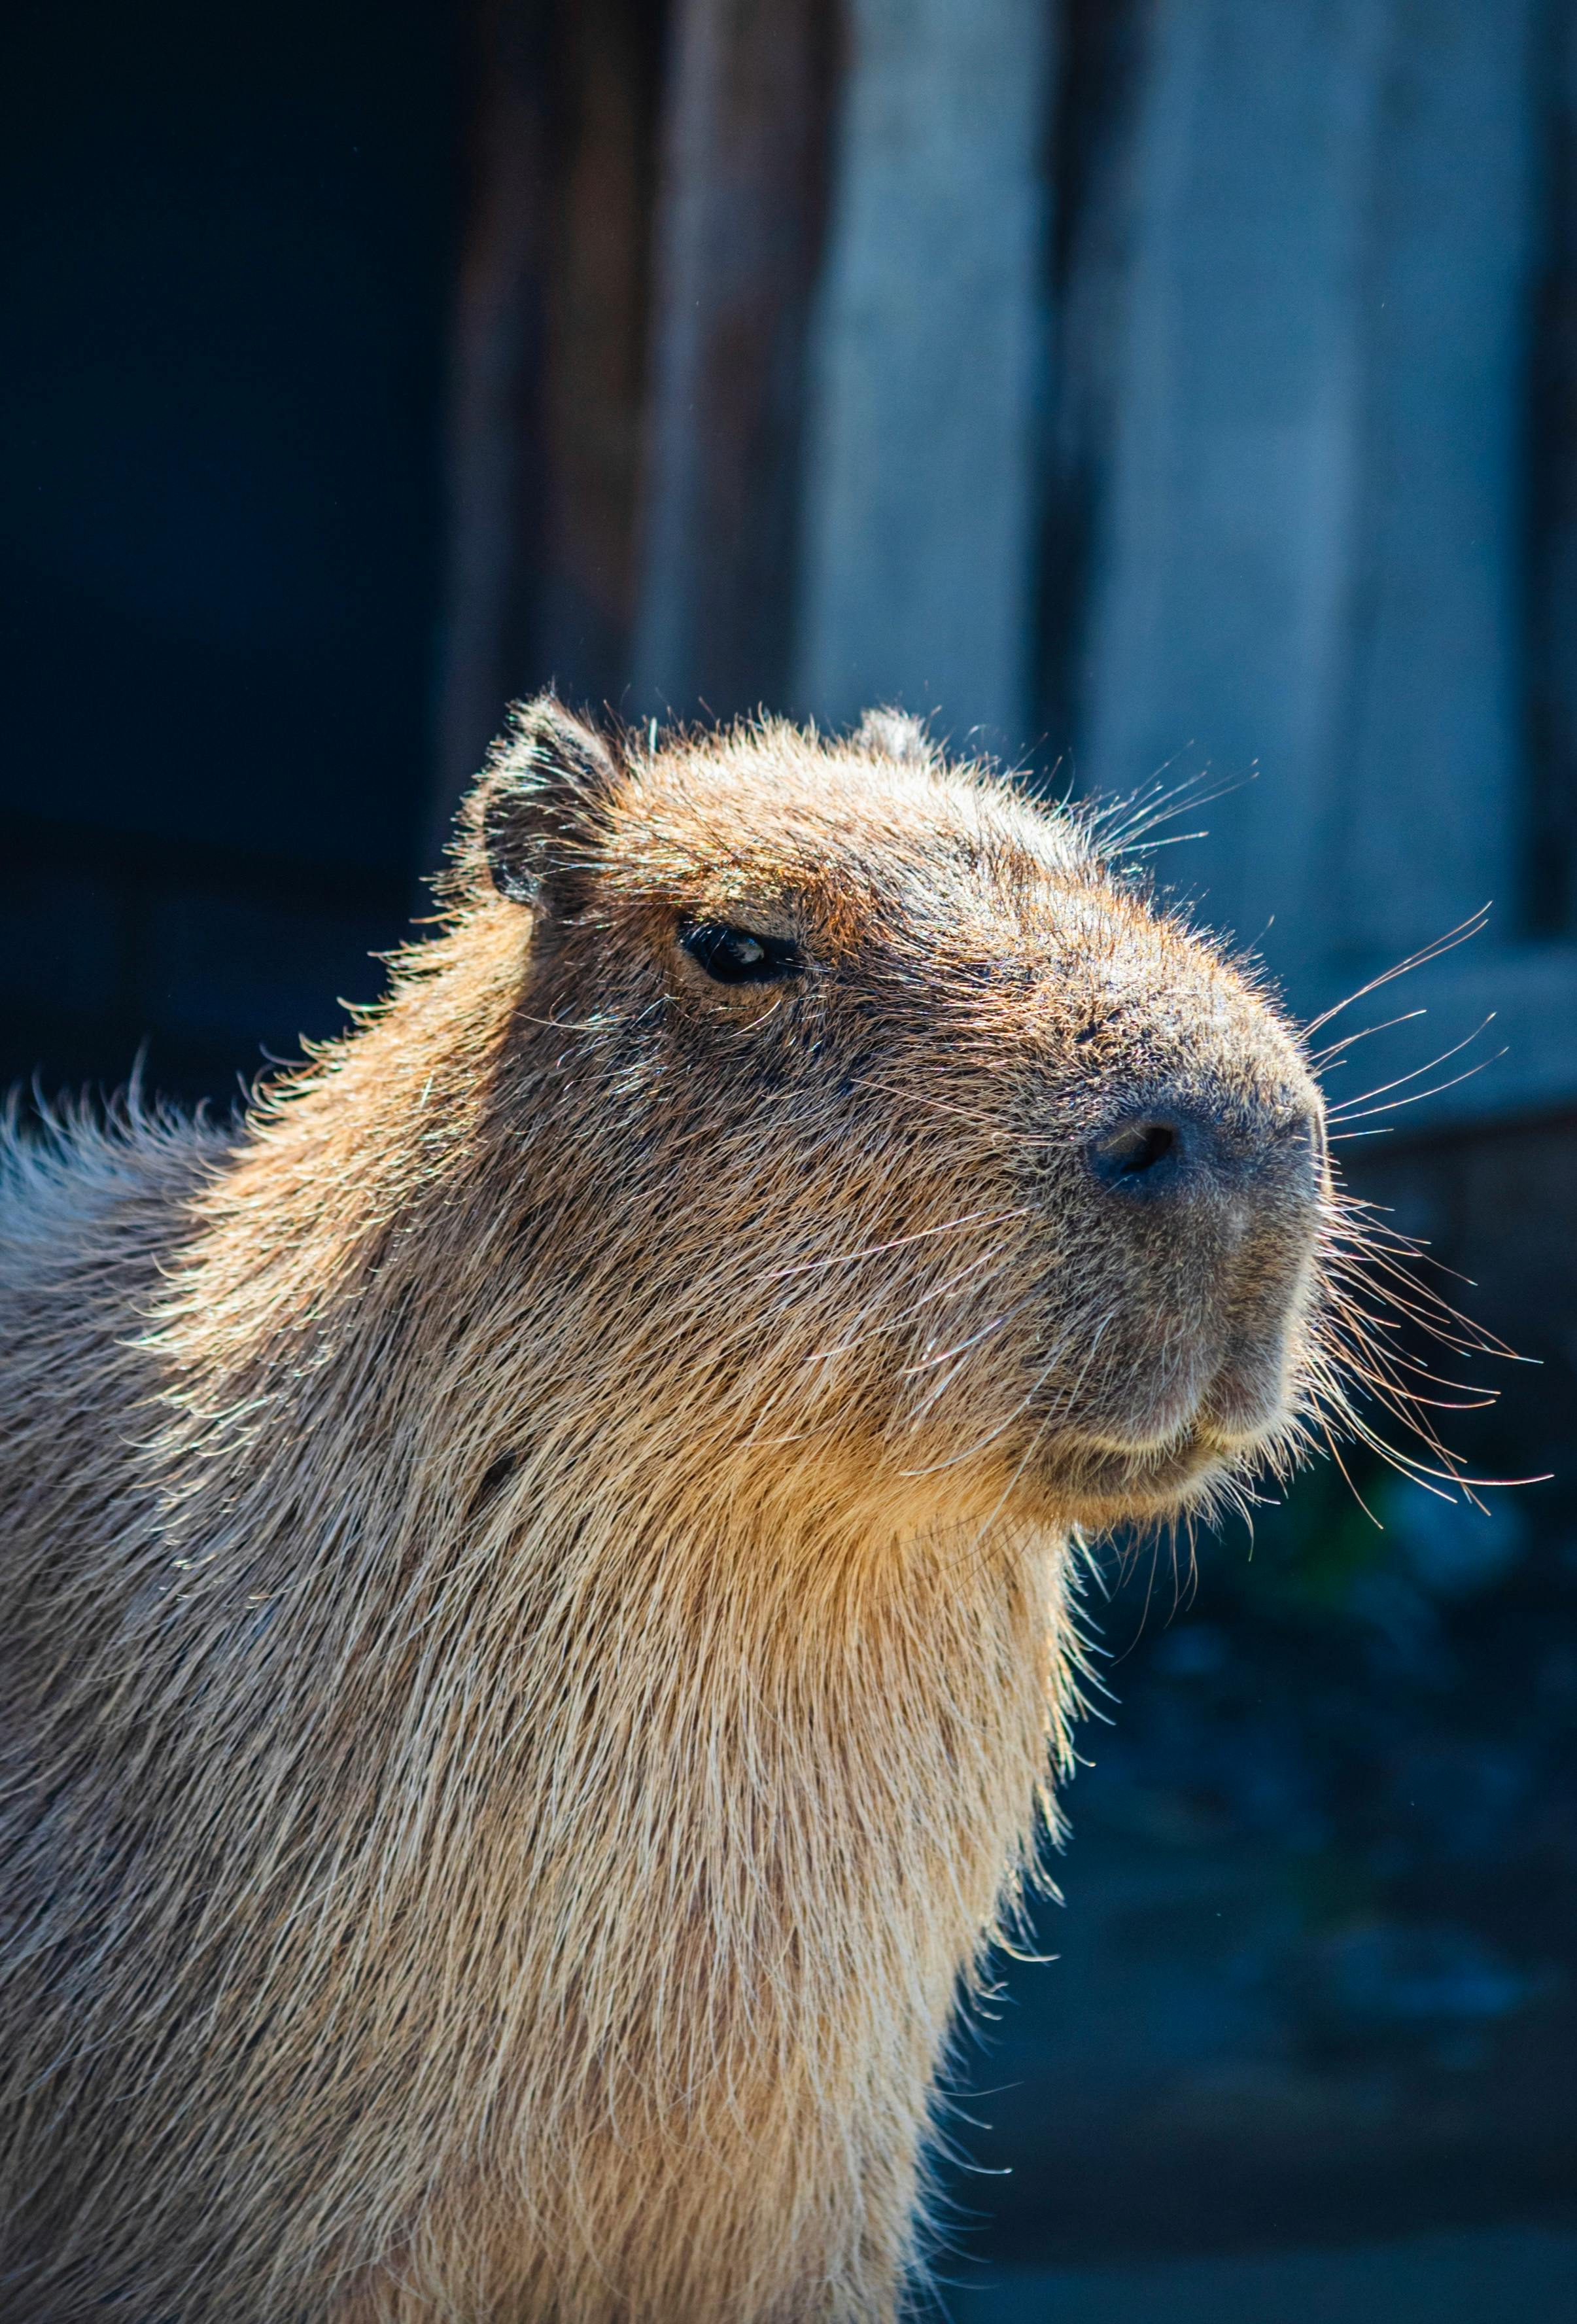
1;0;456;1091
3;1;1576;2314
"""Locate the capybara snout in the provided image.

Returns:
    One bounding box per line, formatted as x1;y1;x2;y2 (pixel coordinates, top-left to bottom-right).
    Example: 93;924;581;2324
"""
1062;1062;1327;1477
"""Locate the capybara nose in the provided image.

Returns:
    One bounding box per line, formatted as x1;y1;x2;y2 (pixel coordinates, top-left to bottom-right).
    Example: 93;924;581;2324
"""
1088;1097;1325;1211
1086;1106;1217;1202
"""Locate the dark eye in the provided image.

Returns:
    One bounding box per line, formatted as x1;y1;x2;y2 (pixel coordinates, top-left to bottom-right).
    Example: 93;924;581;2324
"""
681;922;805;985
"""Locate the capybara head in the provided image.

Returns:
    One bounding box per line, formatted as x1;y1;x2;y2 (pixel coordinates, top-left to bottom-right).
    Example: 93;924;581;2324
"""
452;697;1330;1537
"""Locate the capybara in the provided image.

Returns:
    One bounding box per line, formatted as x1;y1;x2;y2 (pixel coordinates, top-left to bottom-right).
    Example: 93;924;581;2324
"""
1;701;1338;2320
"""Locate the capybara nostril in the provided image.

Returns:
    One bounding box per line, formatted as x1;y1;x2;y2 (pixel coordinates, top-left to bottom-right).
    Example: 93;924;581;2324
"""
1087;1107;1204;1199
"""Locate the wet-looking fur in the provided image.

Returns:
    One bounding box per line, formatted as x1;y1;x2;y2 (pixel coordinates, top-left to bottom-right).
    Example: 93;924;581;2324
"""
1;703;1340;2321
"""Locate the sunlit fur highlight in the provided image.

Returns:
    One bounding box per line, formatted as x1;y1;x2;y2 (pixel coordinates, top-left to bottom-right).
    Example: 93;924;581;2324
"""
0;703;1428;2323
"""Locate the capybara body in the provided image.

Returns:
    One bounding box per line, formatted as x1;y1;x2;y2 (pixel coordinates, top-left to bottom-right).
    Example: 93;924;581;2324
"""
0;705;1329;2321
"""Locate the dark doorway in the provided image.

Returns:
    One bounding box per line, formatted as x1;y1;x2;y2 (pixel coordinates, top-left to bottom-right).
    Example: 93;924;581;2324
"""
1;0;461;1099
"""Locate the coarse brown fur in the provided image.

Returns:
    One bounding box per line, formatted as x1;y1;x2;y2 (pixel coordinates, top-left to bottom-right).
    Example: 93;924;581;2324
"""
1;703;1343;2321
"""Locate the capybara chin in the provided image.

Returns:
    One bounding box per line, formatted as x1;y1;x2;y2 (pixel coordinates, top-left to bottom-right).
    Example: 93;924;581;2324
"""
0;701;1332;2321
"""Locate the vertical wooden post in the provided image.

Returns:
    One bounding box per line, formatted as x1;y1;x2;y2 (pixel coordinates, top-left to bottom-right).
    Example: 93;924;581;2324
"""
532;0;669;713
1081;0;1387;975
633;0;838;723
431;3;554;862
432;0;667;862
1083;0;1538;991
792;0;1058;752
1336;0;1538;962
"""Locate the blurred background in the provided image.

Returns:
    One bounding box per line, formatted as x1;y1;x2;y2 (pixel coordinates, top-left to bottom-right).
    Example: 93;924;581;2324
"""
5;1;1577;2314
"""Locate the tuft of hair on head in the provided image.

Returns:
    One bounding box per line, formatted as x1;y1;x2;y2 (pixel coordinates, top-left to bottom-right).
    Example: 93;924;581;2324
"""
854;707;936;766
460;693;629;911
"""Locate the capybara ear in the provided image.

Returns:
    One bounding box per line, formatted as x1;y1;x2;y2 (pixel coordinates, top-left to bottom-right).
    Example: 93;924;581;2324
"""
854;707;935;765
472;695;626;908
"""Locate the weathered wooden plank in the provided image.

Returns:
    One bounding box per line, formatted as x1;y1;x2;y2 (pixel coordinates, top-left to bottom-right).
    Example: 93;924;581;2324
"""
1035;0;1151;769
532;0;670;713
1083;0;1539;996
432;1;665;859
1335;0;1538;964
633;0;837;723
793;0;1056;751
431;5;554;861
1081;0;1388;974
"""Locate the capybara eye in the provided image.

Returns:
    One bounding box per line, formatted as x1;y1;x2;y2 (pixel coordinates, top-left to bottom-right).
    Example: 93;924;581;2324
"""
682;923;805;985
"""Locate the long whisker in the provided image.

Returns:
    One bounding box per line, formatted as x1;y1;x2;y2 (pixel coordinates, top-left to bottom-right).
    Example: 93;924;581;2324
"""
1325;1019;1498;1119
1301;907;1491;1040
1326;1050;1505;1124
1079;753;1206;839
1309;1010;1427;1070
1089;763;1249;854
1118;828;1213;856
